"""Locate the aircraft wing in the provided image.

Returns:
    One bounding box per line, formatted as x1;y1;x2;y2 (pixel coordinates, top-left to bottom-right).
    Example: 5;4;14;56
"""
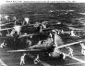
0;22;14;27
7;49;42;52
57;40;83;49
0;28;12;31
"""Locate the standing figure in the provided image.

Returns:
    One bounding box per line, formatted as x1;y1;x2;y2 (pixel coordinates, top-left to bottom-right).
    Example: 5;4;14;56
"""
61;30;64;34
80;42;85;55
39;25;43;32
13;25;21;35
10;25;21;36
22;17;30;26
0;40;6;48
10;28;16;37
62;53;67;59
34;54;40;64
20;53;26;65
70;30;76;36
41;23;46;29
62;47;73;59
66;47;73;57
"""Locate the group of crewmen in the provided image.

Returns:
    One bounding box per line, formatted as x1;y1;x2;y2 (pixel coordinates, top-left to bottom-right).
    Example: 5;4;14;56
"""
0;16;85;65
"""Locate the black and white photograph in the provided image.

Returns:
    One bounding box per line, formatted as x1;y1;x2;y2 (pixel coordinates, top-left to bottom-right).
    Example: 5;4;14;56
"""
0;1;85;66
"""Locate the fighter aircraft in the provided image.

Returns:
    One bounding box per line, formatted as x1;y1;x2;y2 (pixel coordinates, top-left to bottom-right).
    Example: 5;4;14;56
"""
7;36;85;66
0;23;53;50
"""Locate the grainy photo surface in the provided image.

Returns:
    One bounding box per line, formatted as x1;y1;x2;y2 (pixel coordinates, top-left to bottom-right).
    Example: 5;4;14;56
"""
0;3;85;66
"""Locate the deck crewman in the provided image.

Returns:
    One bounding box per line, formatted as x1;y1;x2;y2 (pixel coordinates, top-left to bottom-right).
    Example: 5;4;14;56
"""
70;30;76;36
34;54;40;64
80;42;85;55
0;40;6;48
10;25;21;37
41;22;47;29
20;53;26;65
22;17;30;26
66;47;73;57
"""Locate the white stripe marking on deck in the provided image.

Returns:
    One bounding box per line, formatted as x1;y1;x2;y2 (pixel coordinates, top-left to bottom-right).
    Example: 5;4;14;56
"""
0;59;8;66
65;62;85;65
39;61;51;66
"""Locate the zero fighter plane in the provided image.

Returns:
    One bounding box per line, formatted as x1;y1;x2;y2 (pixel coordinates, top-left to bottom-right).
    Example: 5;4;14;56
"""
7;38;85;66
